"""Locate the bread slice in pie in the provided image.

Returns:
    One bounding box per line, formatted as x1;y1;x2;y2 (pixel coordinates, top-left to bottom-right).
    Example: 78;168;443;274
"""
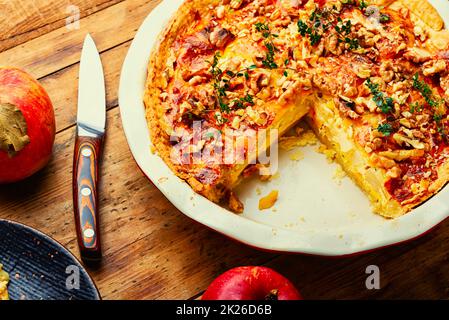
144;0;449;218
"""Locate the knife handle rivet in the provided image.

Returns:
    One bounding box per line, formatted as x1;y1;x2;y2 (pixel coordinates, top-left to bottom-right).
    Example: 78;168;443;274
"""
82;148;92;157
83;228;95;238
81;187;92;197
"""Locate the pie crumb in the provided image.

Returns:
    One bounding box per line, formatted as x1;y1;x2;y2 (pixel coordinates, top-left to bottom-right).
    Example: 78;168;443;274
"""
289;150;304;161
317;144;337;163
259;190;279;210
333;165;347;185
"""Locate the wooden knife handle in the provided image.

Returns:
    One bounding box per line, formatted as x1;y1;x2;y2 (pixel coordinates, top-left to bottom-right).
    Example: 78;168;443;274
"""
73;133;103;264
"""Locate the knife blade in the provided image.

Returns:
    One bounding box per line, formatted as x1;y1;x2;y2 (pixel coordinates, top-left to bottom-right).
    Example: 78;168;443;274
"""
73;34;106;264
77;34;106;135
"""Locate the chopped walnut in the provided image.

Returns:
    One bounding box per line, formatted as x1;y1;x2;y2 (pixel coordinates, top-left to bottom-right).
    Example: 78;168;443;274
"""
413;25;427;42
326;34;344;56
343;83;358;97
404;48;432;63
399;118;412;128
230;0;243;9
422;60;447;77
209;27;234;48
188;76;206;86
379;149;425;161
159;92;169;102
357;27;379;48
392;133;425;150
216;5;225;19
370;154;396;169
386;166;402;179
335;97;359;119
250;71;271;93
441;74;449;97
379;61;395;83
365;136;382;153
246;106;269;126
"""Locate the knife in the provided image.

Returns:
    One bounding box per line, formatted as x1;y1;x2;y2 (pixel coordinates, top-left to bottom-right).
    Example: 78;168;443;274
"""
73;34;106;264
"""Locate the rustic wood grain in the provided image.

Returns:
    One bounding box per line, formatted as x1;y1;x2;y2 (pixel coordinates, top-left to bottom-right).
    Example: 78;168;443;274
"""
0;0;123;52
1;0;449;300
0;0;161;80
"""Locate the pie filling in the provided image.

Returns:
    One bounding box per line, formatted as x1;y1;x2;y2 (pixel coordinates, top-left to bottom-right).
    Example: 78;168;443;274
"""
145;0;449;218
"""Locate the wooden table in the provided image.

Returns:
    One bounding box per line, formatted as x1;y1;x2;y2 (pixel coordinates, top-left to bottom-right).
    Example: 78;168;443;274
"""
0;0;448;300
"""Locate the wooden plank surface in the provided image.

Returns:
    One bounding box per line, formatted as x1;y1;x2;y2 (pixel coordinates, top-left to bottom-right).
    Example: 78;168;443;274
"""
0;0;448;300
0;0;123;52
0;0;161;79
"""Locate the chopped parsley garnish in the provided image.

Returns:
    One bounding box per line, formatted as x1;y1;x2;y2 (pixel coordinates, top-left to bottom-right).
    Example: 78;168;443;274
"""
297;18;323;46
255;22;269;31
209;53;260;116
412;73;442;108
335;19;360;49
409;102;423;113
298;8;360;50
377;123;393;136
434;114;443;122
298;20;309;36
359;0;368;10
262;41;279;69
254;22;279;69
335;18;353;35
210;52;221;76
434;114;447;138
339;37;360;50
209;52;230;113
255;22;270;38
214;112;228;125
366;79;394;114
379;14;390;23
233;94;255;109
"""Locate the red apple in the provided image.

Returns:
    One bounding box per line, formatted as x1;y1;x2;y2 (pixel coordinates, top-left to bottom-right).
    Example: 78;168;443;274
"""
202;266;302;300
0;67;55;183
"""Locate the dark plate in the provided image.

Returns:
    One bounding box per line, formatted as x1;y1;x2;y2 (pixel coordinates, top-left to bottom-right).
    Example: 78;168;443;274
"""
0;219;100;300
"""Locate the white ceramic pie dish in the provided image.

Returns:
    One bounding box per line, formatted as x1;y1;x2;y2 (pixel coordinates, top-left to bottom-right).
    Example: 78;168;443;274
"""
119;0;449;256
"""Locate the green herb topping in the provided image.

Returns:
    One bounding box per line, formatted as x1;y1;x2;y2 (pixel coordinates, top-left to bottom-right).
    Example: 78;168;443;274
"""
298;8;360;50
366;79;394;114
254;22;279;69
412;73;442;108
377;123;393;136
